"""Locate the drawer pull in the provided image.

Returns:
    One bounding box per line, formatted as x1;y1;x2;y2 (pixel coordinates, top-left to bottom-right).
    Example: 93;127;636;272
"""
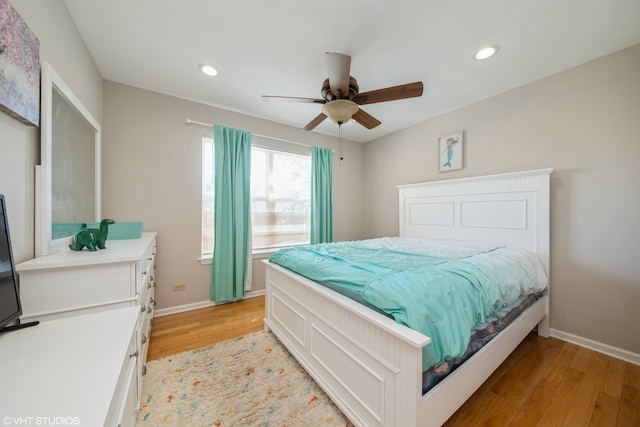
142;364;147;376
147;281;152;289
140;303;146;312
141;334;147;344
147;306;152;314
150;298;155;305
130;350;139;359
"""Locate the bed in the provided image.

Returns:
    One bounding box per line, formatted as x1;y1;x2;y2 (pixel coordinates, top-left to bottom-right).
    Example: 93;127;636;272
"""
263;168;552;427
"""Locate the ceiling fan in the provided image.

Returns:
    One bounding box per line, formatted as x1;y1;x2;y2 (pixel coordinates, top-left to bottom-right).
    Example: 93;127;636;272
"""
262;52;424;131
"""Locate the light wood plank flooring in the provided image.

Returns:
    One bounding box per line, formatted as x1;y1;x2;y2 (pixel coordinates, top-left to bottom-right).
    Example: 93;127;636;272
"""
147;296;265;360
147;296;640;426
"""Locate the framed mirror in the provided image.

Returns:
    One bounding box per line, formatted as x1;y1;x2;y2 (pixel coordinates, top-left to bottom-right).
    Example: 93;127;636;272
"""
36;62;101;256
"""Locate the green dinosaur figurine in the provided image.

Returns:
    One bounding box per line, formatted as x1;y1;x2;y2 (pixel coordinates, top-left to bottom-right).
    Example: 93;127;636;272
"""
69;219;115;251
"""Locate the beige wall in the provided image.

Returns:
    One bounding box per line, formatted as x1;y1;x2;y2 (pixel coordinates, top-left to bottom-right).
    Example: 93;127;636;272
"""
363;45;640;355
0;1;102;262
101;82;364;310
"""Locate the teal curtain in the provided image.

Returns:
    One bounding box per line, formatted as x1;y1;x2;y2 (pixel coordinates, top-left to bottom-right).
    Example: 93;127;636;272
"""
211;125;252;303
310;146;333;244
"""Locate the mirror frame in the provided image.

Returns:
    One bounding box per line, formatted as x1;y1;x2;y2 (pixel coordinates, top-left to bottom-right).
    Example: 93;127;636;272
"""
36;62;101;256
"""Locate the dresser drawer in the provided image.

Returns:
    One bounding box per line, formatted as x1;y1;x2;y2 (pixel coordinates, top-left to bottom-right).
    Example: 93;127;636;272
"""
19;263;136;322
108;332;139;427
136;314;152;404
136;243;156;295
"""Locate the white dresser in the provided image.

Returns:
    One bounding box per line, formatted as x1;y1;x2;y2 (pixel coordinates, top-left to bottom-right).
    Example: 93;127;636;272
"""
15;232;157;415
0;307;140;427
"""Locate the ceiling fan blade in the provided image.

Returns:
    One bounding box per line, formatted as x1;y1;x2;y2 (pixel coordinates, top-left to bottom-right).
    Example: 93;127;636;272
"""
301;113;327;131
262;95;325;104
325;52;351;98
352;108;382;130
353;81;423;105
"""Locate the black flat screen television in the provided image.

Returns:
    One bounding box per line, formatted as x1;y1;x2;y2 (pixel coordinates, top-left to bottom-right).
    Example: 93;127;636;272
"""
0;194;22;330
0;194;37;332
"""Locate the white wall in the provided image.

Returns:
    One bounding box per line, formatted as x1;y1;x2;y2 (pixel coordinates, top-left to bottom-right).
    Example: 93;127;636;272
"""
363;44;640;356
0;1;102;262
101;82;364;310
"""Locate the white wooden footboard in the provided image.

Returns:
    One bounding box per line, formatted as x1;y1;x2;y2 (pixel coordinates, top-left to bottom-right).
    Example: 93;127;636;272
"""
264;261;429;427
265;261;549;427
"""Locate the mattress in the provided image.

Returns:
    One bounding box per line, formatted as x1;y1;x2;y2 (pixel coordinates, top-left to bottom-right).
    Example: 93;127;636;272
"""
421;291;542;393
305;276;544;393
269;237;548;372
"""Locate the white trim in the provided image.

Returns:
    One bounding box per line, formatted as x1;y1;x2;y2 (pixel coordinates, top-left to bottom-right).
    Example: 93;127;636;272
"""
396;168;554;189
550;328;640;366
200;249;277;265
152;289;265;318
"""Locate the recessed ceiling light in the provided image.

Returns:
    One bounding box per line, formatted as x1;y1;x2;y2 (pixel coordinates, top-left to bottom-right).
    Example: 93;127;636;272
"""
474;45;500;60
199;64;218;76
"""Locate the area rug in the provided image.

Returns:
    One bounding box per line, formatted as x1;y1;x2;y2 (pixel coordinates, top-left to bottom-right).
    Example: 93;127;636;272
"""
136;331;353;427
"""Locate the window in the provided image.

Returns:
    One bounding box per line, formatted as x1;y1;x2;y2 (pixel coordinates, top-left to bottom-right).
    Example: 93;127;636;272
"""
201;138;215;255
202;136;311;257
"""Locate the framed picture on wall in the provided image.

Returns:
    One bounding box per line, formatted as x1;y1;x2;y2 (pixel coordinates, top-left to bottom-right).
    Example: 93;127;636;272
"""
0;0;40;126
438;131;464;172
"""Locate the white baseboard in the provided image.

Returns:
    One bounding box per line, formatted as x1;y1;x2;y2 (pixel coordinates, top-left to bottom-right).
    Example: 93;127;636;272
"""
550;328;640;366
153;289;265;318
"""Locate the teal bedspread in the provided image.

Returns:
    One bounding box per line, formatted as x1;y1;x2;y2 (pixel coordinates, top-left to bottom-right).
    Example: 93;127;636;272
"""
269;238;547;370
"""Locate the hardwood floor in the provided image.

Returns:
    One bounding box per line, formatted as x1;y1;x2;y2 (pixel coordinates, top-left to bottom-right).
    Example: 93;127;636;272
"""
443;334;640;427
148;296;640;426
147;296;265;360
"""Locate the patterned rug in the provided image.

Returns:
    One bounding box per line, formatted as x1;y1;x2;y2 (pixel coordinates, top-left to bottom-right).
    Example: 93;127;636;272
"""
136;331;353;427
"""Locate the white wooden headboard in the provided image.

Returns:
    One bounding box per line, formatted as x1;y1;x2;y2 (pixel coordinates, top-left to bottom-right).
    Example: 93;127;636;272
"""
397;169;553;273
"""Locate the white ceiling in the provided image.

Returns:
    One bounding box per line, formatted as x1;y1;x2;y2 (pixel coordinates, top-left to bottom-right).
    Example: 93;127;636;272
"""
63;0;640;143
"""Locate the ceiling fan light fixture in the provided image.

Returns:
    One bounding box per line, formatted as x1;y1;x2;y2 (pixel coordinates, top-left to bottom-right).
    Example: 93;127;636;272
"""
321;100;359;124
474;45;500;60
199;64;218;76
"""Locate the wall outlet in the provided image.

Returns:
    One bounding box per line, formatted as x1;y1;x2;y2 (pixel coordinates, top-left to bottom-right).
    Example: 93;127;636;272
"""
172;283;186;291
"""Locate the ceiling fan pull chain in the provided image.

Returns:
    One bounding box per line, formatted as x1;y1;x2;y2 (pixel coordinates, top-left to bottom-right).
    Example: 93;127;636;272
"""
338;123;344;165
